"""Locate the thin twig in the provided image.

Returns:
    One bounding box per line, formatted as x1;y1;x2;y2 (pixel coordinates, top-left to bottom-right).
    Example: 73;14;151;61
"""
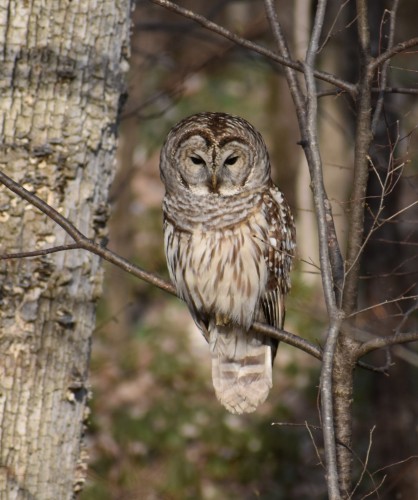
350;426;376;498
372;1;400;132
379;198;418;224
349;295;418;318
357;358;391;375
271;421;321;430
317;0;350;54
372;454;418;475
344;150;405;281
361;474;387;499
395;302;418;334
305;420;325;469
0;244;81;259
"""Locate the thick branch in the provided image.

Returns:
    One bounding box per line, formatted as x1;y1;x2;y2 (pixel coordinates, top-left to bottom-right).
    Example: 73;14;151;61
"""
332;333;358;497
321;314;344;500
149;0;356;95
342;0;374;316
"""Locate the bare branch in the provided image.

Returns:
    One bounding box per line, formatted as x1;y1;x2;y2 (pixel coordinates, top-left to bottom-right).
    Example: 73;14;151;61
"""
372;86;418;95
342;0;374;315
318;87;418;98
371;1;400;132
149;0;356;95
252;322;322;359
0;244;81;260
303;1;345;497
357;357;391;375
395;302;418;333
305;420;326;469
393;345;418;367
349;294;418;319
344;152;405;280
263;0;306;124
264;0;344;301
0;169;175;295
304;7;338;317
318;0;351;54
361;474;387;499
370;36;418;71
350;425;376;499
356;330;418;358
372;454;418;475
0;169;321;359
379;198;418;224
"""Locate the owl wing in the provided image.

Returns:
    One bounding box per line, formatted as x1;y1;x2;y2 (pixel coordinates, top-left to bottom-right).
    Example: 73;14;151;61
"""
260;187;296;331
210;188;295;413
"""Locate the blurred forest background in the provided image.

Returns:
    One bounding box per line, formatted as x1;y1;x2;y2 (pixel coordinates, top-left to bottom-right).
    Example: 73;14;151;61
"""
80;1;418;499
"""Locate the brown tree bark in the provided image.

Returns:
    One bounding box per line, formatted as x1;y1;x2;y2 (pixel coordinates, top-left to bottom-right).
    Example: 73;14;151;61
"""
0;1;131;498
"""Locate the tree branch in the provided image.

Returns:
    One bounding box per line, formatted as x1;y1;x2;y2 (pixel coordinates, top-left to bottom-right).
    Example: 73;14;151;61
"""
370;36;418;71
0;168;321;359
149;0;356;96
371;0;400;132
303;1;344;498
0;169;175;295
342;0;374;316
356;331;418;358
263;0;306;126
318;87;418;98
264;0;344;305
0;244;82;260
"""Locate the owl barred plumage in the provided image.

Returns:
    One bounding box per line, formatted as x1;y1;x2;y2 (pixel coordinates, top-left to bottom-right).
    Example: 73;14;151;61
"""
160;112;296;414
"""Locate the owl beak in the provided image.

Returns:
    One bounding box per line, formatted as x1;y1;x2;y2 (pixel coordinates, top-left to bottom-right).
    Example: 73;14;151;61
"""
211;173;218;190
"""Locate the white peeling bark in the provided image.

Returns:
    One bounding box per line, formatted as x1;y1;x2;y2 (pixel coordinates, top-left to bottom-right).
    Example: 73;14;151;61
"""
0;1;131;498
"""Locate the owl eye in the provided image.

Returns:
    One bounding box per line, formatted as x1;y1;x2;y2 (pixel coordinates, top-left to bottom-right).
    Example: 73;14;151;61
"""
224;156;239;166
190;155;205;165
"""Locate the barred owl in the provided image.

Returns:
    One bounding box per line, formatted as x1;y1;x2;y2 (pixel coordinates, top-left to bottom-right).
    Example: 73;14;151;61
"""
160;112;295;414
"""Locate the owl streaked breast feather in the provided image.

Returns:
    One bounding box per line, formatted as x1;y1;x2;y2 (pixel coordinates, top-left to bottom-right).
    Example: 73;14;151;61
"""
160;112;296;414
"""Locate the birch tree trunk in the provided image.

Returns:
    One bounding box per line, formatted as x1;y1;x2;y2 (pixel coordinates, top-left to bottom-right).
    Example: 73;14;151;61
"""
0;1;131;498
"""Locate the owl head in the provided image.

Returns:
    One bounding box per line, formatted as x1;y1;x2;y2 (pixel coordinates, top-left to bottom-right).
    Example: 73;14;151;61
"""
160;112;271;196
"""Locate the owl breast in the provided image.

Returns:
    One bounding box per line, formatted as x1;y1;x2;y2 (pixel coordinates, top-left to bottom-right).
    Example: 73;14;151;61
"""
164;210;269;330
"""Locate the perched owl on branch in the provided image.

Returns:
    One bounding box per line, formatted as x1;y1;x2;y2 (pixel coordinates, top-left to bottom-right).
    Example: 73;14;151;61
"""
160;112;295;414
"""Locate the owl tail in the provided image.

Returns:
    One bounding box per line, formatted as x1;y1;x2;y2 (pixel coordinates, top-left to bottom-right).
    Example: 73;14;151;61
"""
209;321;275;414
